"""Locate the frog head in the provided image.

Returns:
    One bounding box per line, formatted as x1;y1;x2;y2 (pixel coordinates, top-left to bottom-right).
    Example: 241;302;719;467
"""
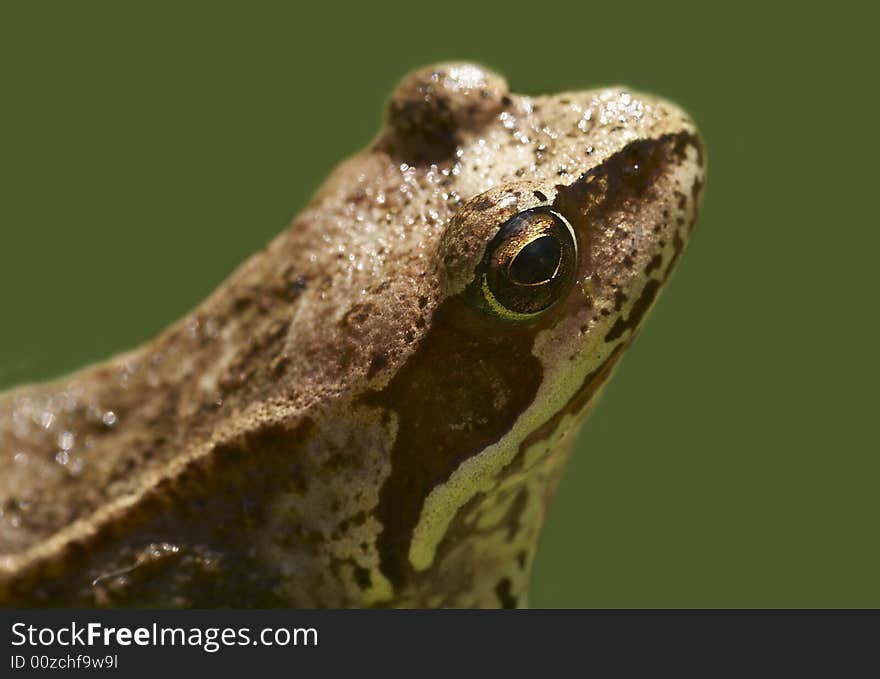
359;63;705;605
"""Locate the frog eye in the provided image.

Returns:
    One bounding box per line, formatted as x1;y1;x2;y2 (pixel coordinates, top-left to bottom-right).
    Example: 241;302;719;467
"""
479;206;578;321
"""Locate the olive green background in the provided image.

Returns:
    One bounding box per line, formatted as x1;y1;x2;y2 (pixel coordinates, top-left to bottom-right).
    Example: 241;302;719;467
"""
1;3;875;607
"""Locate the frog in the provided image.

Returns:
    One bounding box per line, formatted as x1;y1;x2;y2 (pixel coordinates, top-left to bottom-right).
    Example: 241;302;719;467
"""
0;63;704;608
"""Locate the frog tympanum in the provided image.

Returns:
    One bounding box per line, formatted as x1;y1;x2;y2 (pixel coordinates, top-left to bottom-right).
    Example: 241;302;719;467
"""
0;63;704;607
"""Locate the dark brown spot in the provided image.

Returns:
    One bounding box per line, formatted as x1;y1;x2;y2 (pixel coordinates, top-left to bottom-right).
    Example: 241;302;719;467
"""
665;230;687;278
644;254;663;276
674;133;705;167
367;352;388;379
495;577;518;608
342;303;375;327
283;274;308;302
676;191;687;210
691;176;704;207
232;293;252;311
353;565;372;590
505;488;530;542
270;354;290;376
604;278;661;342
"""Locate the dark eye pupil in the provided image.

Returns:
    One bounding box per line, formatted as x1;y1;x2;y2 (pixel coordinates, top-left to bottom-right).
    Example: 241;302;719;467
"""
508;236;561;285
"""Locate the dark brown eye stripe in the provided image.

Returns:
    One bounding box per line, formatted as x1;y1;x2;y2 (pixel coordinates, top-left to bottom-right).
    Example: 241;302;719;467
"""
552;130;701;270
363;298;544;586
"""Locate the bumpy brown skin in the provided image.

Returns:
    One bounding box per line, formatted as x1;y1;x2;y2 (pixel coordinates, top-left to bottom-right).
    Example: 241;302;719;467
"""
0;63;704;607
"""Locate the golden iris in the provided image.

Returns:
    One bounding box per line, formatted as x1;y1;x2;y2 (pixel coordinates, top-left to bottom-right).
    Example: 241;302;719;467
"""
480;206;578;320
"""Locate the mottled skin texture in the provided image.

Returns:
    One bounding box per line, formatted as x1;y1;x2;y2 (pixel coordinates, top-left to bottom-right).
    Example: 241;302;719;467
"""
0;63;704;608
